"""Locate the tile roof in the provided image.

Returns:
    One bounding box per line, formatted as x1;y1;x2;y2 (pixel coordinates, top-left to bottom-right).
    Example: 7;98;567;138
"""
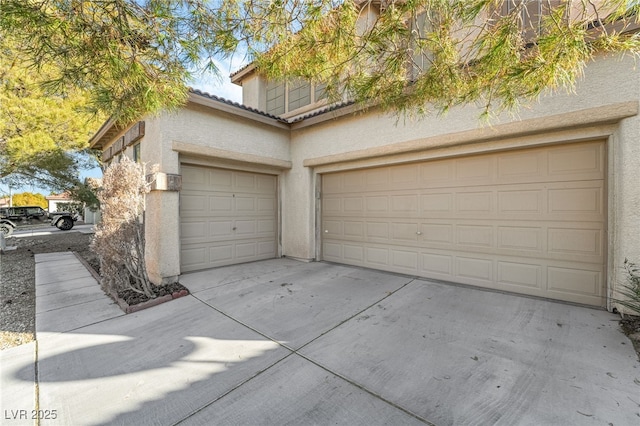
45;192;72;200
229;63;255;78
288;101;356;123
189;89;356;125
90;89;359;151
189;89;289;123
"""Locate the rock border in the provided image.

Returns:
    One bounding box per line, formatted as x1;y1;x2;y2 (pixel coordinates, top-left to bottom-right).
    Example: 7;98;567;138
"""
72;252;189;314
110;291;190;314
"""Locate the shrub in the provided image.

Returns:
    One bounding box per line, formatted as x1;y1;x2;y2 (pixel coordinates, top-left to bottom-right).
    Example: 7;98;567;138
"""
616;259;640;316
56;202;83;216
90;157;157;298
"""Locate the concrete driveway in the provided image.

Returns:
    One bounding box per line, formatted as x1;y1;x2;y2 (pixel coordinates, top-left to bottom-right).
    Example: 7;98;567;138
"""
2;256;639;425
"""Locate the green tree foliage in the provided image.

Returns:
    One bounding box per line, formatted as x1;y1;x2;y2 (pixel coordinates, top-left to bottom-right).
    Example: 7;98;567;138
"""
55;201;84;215
1;1;640;122
0;0;237;124
0;39;106;198
12;191;47;208
253;0;640;115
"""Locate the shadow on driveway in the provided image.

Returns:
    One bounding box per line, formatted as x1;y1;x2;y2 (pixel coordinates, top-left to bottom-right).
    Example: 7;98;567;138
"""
7;258;640;425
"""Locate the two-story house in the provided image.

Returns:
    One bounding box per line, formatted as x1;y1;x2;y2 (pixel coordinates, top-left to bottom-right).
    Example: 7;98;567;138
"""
90;3;640;311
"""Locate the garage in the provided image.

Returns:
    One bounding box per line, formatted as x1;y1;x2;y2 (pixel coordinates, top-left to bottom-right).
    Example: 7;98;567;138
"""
321;140;607;306
180;164;278;272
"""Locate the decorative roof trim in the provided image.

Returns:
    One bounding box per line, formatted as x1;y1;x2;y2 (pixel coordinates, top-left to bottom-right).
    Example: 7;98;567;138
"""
188;89;290;128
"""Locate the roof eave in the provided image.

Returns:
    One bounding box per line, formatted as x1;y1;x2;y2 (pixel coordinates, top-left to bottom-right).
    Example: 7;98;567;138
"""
89;118;126;149
230;63;257;86
188;90;290;129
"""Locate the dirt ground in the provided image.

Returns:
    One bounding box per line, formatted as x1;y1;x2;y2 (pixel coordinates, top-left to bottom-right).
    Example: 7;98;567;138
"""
1;225;639;359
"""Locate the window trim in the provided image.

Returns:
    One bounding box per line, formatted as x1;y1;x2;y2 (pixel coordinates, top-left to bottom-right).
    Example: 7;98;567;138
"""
266;80;328;117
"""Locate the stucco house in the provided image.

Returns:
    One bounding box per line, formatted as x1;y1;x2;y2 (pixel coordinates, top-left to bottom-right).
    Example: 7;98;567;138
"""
90;20;639;312
46;192;73;213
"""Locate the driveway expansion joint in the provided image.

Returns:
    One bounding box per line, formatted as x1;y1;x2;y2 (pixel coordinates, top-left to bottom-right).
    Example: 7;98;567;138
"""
36;295;109;314
294;277;417;352
172;352;297;426
292;351;435;425
188;279;433;424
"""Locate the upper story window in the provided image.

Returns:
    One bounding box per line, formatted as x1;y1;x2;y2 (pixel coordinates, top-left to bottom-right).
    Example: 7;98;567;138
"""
266;79;328;116
500;0;563;41
133;143;141;163
266;81;285;115
315;82;327;100
409;11;432;79
288;80;311;111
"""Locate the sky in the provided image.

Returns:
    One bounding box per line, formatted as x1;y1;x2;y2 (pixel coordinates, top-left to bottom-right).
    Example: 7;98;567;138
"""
4;56;246;198
193;56;245;103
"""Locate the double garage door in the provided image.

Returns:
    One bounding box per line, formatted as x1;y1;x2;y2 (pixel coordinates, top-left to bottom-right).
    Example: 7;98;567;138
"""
322;141;607;306
180;165;278;272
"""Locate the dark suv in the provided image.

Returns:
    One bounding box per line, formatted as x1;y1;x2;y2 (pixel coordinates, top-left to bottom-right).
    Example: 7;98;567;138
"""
0;206;49;221
0;206;78;236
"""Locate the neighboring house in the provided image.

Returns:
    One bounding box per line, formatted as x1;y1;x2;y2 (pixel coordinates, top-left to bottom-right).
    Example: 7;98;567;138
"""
46;192;90;222
46;192;73;212
0;197;9;208
83;178;102;225
90;13;640;312
45;192;73;213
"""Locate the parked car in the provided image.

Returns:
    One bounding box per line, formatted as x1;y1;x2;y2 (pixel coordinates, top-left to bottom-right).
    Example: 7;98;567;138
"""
49;211;78;231
0;206;78;233
0;206;48;222
0;218;17;237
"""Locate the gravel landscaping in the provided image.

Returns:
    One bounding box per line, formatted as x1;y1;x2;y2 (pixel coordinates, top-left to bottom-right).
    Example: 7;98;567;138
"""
0;224;188;350
0;226;98;350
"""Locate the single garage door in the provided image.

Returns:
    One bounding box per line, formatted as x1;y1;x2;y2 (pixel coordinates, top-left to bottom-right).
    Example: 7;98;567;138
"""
322;140;606;306
180;165;278;272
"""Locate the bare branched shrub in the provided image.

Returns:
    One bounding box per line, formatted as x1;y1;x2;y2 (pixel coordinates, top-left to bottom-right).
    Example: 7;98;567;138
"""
91;157;156;298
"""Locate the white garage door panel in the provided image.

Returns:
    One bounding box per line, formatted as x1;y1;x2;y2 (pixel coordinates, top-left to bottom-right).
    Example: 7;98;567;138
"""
180;165;277;272
322;141;606;306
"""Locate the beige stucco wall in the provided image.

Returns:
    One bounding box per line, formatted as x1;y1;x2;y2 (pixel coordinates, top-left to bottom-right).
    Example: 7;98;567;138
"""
134;115;181;285
240;74;266;111
610;115;640;310
141;102;291;284
284;52;640;307
101;52;639;311
162;104;290;160
293;54;638;159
